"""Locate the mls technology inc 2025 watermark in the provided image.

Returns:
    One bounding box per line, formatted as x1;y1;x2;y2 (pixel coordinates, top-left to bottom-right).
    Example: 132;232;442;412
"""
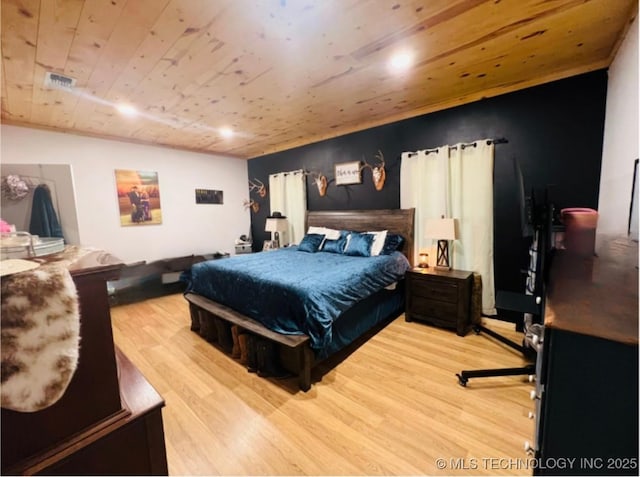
434;457;638;472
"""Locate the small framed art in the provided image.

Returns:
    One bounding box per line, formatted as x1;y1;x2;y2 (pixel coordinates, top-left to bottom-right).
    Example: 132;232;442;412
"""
262;240;276;251
195;189;224;204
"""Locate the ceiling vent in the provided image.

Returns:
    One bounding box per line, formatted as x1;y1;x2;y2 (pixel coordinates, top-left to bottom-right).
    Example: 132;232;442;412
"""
44;71;76;90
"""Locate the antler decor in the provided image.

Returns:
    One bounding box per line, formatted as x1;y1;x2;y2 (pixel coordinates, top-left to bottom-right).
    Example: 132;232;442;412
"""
304;170;328;197
243;198;259;213
360;150;386;191
248;178;267;198
245;178;265;213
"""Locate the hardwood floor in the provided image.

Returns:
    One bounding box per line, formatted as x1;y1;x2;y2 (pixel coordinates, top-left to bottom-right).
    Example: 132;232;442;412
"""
110;294;535;476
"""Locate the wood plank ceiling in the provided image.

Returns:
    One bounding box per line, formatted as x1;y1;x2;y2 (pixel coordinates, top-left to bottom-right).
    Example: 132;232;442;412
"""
1;0;637;159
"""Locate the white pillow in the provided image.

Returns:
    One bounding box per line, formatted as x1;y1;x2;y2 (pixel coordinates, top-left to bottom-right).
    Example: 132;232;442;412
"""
367;230;388;256
325;228;341;240
343;233;351;252
307;226;341;240
307;226;341;250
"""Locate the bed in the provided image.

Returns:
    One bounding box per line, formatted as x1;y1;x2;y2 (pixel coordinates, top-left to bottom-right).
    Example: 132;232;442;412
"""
183;208;415;391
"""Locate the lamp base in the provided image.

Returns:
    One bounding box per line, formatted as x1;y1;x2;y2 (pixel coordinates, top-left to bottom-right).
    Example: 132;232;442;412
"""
435;239;451;270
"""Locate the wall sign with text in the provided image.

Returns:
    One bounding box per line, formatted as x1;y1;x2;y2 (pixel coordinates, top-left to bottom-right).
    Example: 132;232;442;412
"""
334;161;362;185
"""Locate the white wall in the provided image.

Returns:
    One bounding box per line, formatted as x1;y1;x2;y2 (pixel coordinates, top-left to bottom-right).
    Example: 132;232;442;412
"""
598;16;639;235
1;125;250;263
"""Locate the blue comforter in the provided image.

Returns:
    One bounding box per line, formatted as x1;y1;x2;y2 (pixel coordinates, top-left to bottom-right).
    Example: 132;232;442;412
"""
182;248;410;350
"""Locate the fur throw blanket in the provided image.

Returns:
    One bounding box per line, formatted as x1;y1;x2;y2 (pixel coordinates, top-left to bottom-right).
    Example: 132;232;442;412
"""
1;258;80;412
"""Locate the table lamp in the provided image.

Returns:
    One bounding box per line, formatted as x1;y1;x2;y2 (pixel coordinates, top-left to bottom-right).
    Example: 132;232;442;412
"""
265;212;288;248
425;217;458;270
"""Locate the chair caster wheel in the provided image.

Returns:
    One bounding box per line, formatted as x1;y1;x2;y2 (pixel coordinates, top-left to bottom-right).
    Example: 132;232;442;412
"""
456;374;468;387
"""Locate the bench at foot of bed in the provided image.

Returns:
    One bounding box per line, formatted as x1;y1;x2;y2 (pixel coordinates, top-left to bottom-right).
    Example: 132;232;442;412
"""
184;292;314;391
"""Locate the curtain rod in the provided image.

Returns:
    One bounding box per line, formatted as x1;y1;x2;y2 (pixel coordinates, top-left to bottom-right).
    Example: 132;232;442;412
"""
406;137;508;158
269;168;304;177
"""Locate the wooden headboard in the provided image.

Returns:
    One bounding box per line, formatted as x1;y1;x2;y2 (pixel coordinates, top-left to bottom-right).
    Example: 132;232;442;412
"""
305;208;415;266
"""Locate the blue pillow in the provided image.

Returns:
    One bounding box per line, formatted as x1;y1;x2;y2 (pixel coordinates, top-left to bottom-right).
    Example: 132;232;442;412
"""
321;230;349;254
298;233;325;253
381;233;405;255
344;232;375;257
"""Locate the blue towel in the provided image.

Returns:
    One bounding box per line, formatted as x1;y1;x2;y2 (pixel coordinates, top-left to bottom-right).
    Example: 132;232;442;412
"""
29;185;63;238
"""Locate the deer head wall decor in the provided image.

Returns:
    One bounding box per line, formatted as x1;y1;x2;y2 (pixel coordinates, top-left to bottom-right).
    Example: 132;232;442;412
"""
305;170;328;197
243;198;260;213
248;178;267;198
360;150;386;191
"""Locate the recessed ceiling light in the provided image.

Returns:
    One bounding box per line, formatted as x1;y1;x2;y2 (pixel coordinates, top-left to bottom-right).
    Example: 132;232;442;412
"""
115;103;138;117
388;51;414;73
220;127;234;138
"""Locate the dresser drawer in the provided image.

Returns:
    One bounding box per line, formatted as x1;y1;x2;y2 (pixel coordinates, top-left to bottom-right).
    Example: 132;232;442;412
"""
410;278;458;303
411;296;458;321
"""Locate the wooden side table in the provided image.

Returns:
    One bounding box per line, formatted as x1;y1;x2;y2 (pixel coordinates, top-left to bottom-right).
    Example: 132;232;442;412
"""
405;267;473;336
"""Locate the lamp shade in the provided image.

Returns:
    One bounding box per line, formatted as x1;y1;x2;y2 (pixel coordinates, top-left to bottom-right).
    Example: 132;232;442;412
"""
265;217;288;233
424;218;457;240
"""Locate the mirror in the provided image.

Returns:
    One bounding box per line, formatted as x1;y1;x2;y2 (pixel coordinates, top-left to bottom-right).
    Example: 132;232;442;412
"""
0;164;80;245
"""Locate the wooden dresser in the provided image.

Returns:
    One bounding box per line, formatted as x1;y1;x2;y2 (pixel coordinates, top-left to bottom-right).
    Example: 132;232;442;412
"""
531;235;638;475
405;268;473;336
1;248;168;475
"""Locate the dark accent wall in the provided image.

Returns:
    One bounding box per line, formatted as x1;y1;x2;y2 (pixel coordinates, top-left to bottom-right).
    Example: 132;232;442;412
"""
248;70;607;299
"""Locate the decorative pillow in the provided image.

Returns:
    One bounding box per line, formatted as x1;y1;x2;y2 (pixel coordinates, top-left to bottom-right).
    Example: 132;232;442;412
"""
381;233;405;255
1;262;80;412
344;232;375;257
366;230;388;256
298;233;325;253
321;230;349;254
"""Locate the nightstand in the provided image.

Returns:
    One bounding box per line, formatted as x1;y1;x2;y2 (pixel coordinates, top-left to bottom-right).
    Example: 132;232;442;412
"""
405;268;473;336
235;243;253;254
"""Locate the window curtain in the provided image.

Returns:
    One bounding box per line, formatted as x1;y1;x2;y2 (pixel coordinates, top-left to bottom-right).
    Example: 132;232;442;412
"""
400;147;449;263
401;141;496;314
269;169;306;245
